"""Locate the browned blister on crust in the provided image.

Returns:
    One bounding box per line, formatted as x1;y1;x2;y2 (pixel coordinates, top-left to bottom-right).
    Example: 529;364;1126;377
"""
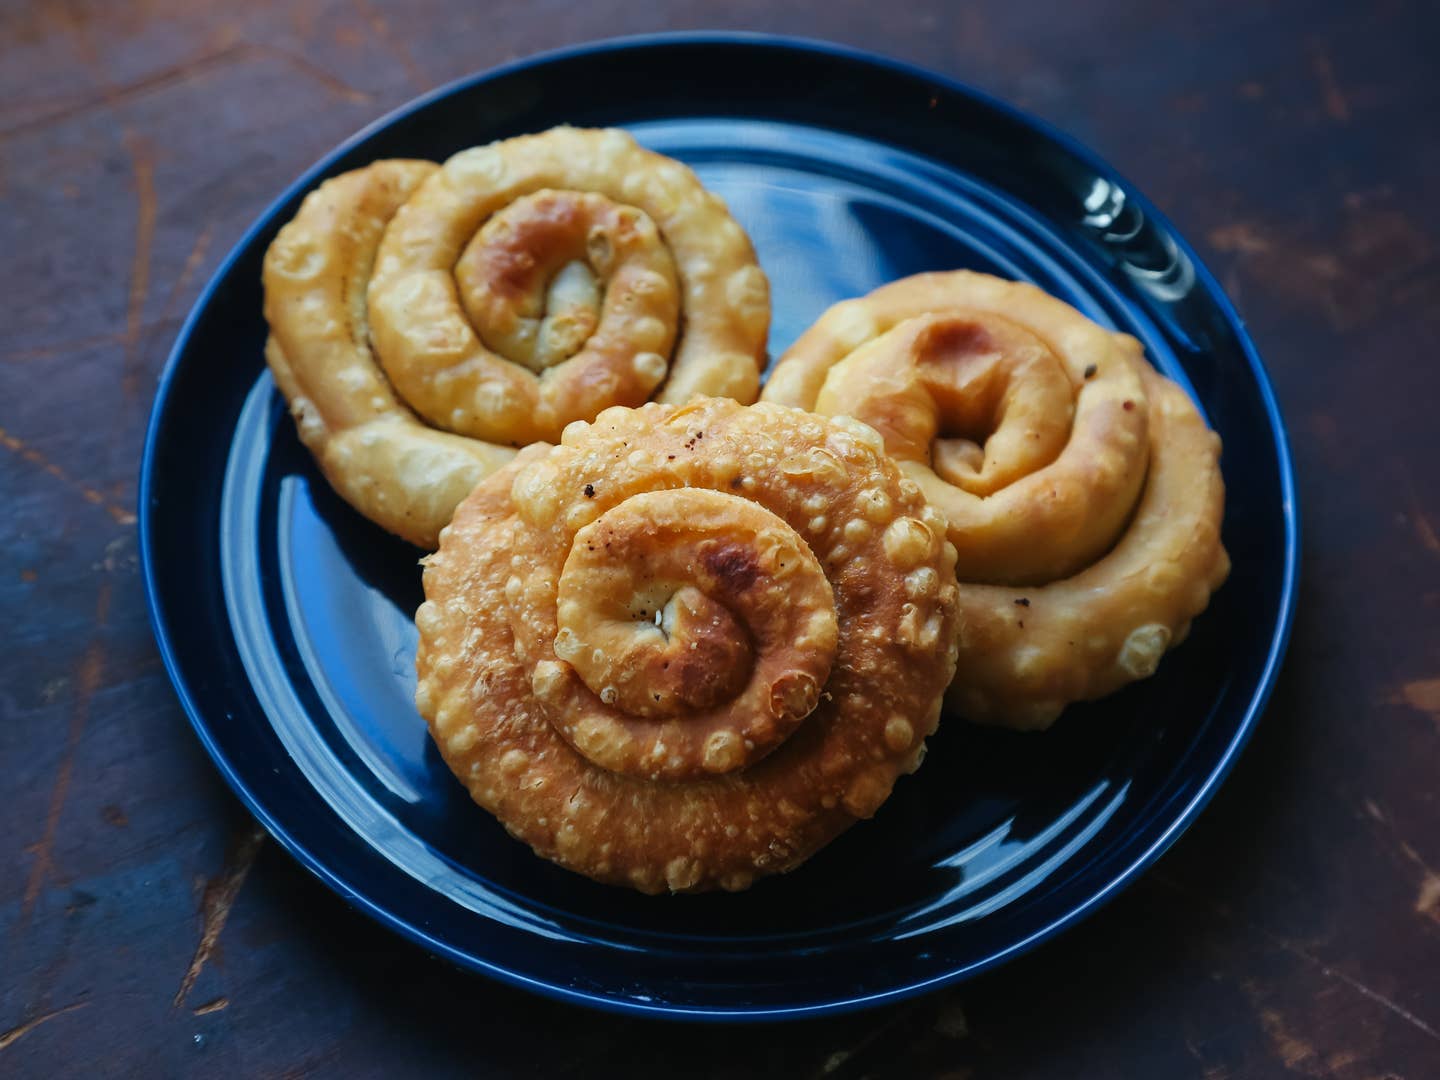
763;271;1228;730
414;398;959;893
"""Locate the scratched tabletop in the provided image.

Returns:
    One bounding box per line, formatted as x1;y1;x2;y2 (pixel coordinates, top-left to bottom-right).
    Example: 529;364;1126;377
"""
3;1;1438;1076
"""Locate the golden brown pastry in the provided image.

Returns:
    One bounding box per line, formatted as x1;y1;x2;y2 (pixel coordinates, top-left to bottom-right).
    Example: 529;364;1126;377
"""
763;271;1228;730
262;127;770;548
263;161;514;548
367;126;770;447
414;397;960;893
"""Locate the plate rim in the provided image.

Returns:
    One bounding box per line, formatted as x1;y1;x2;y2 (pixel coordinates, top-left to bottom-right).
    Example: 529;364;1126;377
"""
137;30;1301;1022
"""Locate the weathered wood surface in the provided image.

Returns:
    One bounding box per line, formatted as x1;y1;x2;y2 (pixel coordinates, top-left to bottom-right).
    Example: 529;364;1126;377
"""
2;1;1438;1075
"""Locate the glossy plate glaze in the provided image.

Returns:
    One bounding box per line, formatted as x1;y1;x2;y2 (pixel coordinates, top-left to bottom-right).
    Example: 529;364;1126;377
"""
140;34;1298;1021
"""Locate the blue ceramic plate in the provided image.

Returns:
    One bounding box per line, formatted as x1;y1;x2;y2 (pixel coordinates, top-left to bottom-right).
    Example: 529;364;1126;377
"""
140;34;1298;1021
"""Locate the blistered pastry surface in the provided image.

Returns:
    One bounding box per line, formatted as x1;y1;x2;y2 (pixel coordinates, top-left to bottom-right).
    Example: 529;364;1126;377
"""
414;397;959;893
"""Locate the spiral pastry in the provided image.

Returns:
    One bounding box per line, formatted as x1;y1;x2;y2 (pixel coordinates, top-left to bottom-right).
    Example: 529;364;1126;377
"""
763;272;1229;730
367;126;770;447
414;397;960;893
262;127;770;548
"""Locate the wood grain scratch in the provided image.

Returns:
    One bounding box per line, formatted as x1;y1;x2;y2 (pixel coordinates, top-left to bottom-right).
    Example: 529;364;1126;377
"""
1182;1034;1232;1078
56;0;100;67
20;583;112;919
254;41;374;103
1362;799;1440;928
0;426;137;525
153;224;214;328
1208;222;1268;308
1324;971;1440;1043
349;0;429;92
1152;873;1440;1044
1408;505;1440;557
1208;222;1272;256
5;330;130;363
160;224;214;316
1384;679;1440;731
127;222;214;395
1308;41;1350;123
1393;459;1440;558
5;314;192;364
173;823;266;1007
121;129;157;399
0;1002;89;1052
1221;261;1244;307
1204;220;1365;330
1418;877;1440;927
0;41;371;143
810;998;930;1079
1256;1007;1323;1075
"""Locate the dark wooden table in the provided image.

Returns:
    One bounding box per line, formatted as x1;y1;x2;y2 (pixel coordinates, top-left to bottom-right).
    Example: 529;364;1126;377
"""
4;1;1438;1075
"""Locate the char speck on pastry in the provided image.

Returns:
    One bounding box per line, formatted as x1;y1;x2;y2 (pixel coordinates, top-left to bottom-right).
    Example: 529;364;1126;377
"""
764;271;1228;730
414;397;960;893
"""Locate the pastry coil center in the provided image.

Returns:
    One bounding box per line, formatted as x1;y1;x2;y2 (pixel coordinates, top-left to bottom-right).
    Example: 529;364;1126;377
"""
880;313;1074;495
455;189;680;377
540;488;839;779
807;302;1149;586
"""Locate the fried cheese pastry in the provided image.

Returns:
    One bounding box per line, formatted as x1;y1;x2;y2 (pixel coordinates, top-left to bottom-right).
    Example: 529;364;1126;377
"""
368;126;770;447
414;398;959;892
262;128;770;547
764;272;1228;730
263;160;513;548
